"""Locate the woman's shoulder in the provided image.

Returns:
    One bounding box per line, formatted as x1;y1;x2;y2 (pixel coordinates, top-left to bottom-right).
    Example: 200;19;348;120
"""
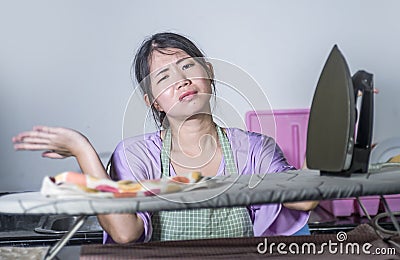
114;131;162;153
226;127;274;142
225;127;277;152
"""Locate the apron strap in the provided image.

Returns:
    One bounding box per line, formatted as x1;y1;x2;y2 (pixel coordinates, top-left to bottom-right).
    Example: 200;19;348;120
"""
161;125;237;177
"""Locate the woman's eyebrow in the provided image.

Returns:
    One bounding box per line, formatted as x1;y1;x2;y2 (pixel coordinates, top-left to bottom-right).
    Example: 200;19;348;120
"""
176;56;191;65
154;57;192;77
155;67;169;78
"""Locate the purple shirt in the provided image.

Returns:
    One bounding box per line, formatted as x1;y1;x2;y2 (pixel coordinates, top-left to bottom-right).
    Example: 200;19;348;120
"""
104;128;309;243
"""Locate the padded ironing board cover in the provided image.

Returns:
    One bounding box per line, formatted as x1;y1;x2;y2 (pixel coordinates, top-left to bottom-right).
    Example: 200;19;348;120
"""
1;169;400;215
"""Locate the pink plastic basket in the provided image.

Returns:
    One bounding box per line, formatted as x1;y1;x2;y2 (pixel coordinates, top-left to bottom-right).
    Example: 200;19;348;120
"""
355;196;381;217
319;199;355;217
383;194;400;212
245;109;310;169
245;109;388;217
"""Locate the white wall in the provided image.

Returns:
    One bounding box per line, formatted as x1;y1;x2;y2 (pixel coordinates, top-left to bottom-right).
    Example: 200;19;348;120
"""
1;0;399;192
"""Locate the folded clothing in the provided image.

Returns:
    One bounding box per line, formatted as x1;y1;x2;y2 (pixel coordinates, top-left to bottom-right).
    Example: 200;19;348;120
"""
388;154;400;163
41;171;203;198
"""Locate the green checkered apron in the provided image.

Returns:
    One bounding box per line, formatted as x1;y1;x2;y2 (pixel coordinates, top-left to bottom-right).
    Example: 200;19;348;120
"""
151;125;254;241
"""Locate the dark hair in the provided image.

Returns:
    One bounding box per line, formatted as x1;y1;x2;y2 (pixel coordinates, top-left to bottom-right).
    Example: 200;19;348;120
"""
132;32;214;128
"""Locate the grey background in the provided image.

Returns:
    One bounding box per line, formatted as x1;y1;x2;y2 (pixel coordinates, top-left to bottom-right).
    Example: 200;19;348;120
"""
1;0;399;192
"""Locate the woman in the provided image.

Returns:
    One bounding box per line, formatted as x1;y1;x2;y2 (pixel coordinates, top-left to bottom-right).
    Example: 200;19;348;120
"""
12;32;316;244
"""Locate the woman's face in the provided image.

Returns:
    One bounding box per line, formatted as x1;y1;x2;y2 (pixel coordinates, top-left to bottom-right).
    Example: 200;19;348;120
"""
146;48;213;123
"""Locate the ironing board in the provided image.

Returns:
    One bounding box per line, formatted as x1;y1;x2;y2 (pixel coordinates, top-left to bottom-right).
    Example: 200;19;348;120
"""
2;169;400;215
1;169;400;259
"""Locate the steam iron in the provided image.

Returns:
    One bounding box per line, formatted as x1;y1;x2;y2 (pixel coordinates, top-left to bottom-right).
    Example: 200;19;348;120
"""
306;45;374;177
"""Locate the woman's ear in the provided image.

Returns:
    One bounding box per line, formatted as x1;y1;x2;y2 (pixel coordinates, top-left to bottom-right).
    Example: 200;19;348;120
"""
144;94;151;107
144;94;164;111
154;101;163;112
206;62;215;79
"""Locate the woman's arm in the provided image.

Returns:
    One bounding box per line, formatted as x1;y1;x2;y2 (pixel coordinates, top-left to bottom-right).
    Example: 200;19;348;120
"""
98;213;144;244
255;135;318;212
283;201;319;211
12;126;144;243
282;158;318;211
12;126;106;177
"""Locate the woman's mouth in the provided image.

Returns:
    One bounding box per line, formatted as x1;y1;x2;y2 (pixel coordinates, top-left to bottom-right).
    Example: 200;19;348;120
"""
179;90;198;101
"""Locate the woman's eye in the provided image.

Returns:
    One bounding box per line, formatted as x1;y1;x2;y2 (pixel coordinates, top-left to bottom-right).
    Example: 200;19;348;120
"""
157;75;169;84
182;63;194;70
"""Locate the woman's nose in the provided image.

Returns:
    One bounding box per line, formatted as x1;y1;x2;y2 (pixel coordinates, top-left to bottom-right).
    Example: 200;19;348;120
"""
176;78;192;89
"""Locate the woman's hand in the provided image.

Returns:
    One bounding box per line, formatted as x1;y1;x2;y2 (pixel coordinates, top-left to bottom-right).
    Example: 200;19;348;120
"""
12;126;90;159
283;201;319;211
13;125;108;179
13;127;144;242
